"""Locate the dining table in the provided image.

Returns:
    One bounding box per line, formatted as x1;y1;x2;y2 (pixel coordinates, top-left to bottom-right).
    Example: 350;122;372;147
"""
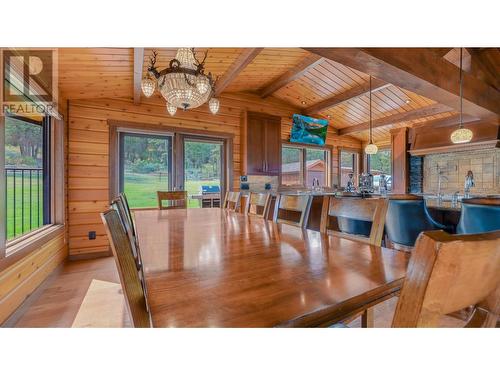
133;208;410;327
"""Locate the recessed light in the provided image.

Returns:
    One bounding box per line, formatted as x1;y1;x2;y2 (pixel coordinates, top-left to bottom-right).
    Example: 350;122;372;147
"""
301;100;306;105
405;99;411;104
327;115;332;119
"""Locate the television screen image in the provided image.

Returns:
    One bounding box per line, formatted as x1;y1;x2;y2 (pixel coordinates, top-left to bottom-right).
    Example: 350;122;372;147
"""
290;114;328;146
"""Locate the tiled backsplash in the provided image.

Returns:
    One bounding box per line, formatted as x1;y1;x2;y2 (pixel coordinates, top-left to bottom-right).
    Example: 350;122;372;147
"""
244;175;279;191
423;148;500;195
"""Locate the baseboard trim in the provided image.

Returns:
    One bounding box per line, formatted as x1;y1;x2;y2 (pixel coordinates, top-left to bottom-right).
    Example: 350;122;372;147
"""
68;250;112;261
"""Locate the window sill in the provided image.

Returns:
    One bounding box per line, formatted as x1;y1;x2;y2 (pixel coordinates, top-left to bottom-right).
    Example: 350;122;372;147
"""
0;225;65;272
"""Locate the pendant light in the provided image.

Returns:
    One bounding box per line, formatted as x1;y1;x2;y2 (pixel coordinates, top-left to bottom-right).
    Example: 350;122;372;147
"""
364;76;378;155
450;48;473;144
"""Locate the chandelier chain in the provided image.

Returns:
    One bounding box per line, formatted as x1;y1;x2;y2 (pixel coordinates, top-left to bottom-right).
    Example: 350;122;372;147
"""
459;47;463;129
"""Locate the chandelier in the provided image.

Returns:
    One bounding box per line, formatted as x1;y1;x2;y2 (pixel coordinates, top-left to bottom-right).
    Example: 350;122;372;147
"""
450;48;473;144
141;48;220;116
364;76;378;155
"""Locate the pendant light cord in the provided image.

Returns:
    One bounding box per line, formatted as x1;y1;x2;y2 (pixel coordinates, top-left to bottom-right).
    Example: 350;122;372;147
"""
459;48;463;129
369;76;372;143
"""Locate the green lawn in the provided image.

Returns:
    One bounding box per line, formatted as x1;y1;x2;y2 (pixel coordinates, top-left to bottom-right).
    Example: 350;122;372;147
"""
4;172;219;240
6;173;44;240
123;172;219;208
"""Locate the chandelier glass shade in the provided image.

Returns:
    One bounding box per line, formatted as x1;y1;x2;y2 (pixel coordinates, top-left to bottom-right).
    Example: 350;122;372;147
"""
209;97;220;115
141;48;219;114
166;103;177;116
450;127;473;144
141;76;156;97
365;143;378;155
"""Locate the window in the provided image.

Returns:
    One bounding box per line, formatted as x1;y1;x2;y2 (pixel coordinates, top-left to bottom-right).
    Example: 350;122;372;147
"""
340;150;358;187
281;146;303;186
281;145;330;188
4;115;51;240
119;132;173;208
367;149;392;190
183;138;223;208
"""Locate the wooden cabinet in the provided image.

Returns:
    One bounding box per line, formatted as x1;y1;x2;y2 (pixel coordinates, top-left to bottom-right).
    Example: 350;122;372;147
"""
244;112;281;176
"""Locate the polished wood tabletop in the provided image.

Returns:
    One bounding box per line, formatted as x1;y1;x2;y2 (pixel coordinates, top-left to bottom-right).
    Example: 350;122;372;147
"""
134;208;410;327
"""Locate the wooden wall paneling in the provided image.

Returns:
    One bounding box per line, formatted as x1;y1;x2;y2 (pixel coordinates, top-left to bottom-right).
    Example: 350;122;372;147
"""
0;232;67;324
391;127;409;194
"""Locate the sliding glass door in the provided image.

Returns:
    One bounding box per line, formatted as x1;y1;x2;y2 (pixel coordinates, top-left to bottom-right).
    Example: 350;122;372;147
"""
119;132;172;208
183;138;223;208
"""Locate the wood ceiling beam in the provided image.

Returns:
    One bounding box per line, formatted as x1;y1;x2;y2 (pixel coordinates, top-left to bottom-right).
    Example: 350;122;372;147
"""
259;54;324;98
303;48;500;119
410;113;481;130
133;48;144;104
466;48;500;91
434;48;454;57
304;77;390;115
338;103;451;136
215;48;264;96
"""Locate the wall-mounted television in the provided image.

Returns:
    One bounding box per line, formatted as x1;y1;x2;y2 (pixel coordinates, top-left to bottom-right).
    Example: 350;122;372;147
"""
289;114;328;146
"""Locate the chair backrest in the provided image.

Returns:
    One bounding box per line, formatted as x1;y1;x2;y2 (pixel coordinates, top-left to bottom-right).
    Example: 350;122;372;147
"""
320;196;388;246
457;198;500;234
119;192;135;236
245;192;271;218
273;194;312;228
385;194;445;248
223;191;241;211
101;209;151;328
157;191;188;210
111;197;142;266
392;230;500;328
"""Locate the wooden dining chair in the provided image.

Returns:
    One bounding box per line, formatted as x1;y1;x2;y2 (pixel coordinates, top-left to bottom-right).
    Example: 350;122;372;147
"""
320;196;388;246
273;194;312;228
245;192;271;218
101;209;151;328
392;230;500;328
111;196;142;267
157;191;188;210
223;191;241;211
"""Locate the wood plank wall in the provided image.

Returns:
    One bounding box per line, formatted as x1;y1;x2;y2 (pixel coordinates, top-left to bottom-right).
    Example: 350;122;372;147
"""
0;231;67;324
67;92;361;257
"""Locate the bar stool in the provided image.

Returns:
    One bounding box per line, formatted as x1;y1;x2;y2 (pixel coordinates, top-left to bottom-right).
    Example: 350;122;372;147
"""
385;194;449;250
457;198;500;234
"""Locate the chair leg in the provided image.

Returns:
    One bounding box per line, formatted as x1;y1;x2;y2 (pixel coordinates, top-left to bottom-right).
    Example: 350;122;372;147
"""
361;308;374;328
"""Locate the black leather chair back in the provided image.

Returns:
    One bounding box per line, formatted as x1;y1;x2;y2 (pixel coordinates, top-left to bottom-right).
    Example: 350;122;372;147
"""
385;195;447;247
457;198;500;234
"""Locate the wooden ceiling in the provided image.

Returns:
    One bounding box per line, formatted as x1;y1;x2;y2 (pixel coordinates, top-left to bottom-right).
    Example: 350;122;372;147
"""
57;47;499;144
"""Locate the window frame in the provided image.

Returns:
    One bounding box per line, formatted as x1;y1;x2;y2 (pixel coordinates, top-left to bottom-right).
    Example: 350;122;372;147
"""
108;120;234;206
280;142;332;189
118;131;174;206
1;112;65;261
3;114;52;241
